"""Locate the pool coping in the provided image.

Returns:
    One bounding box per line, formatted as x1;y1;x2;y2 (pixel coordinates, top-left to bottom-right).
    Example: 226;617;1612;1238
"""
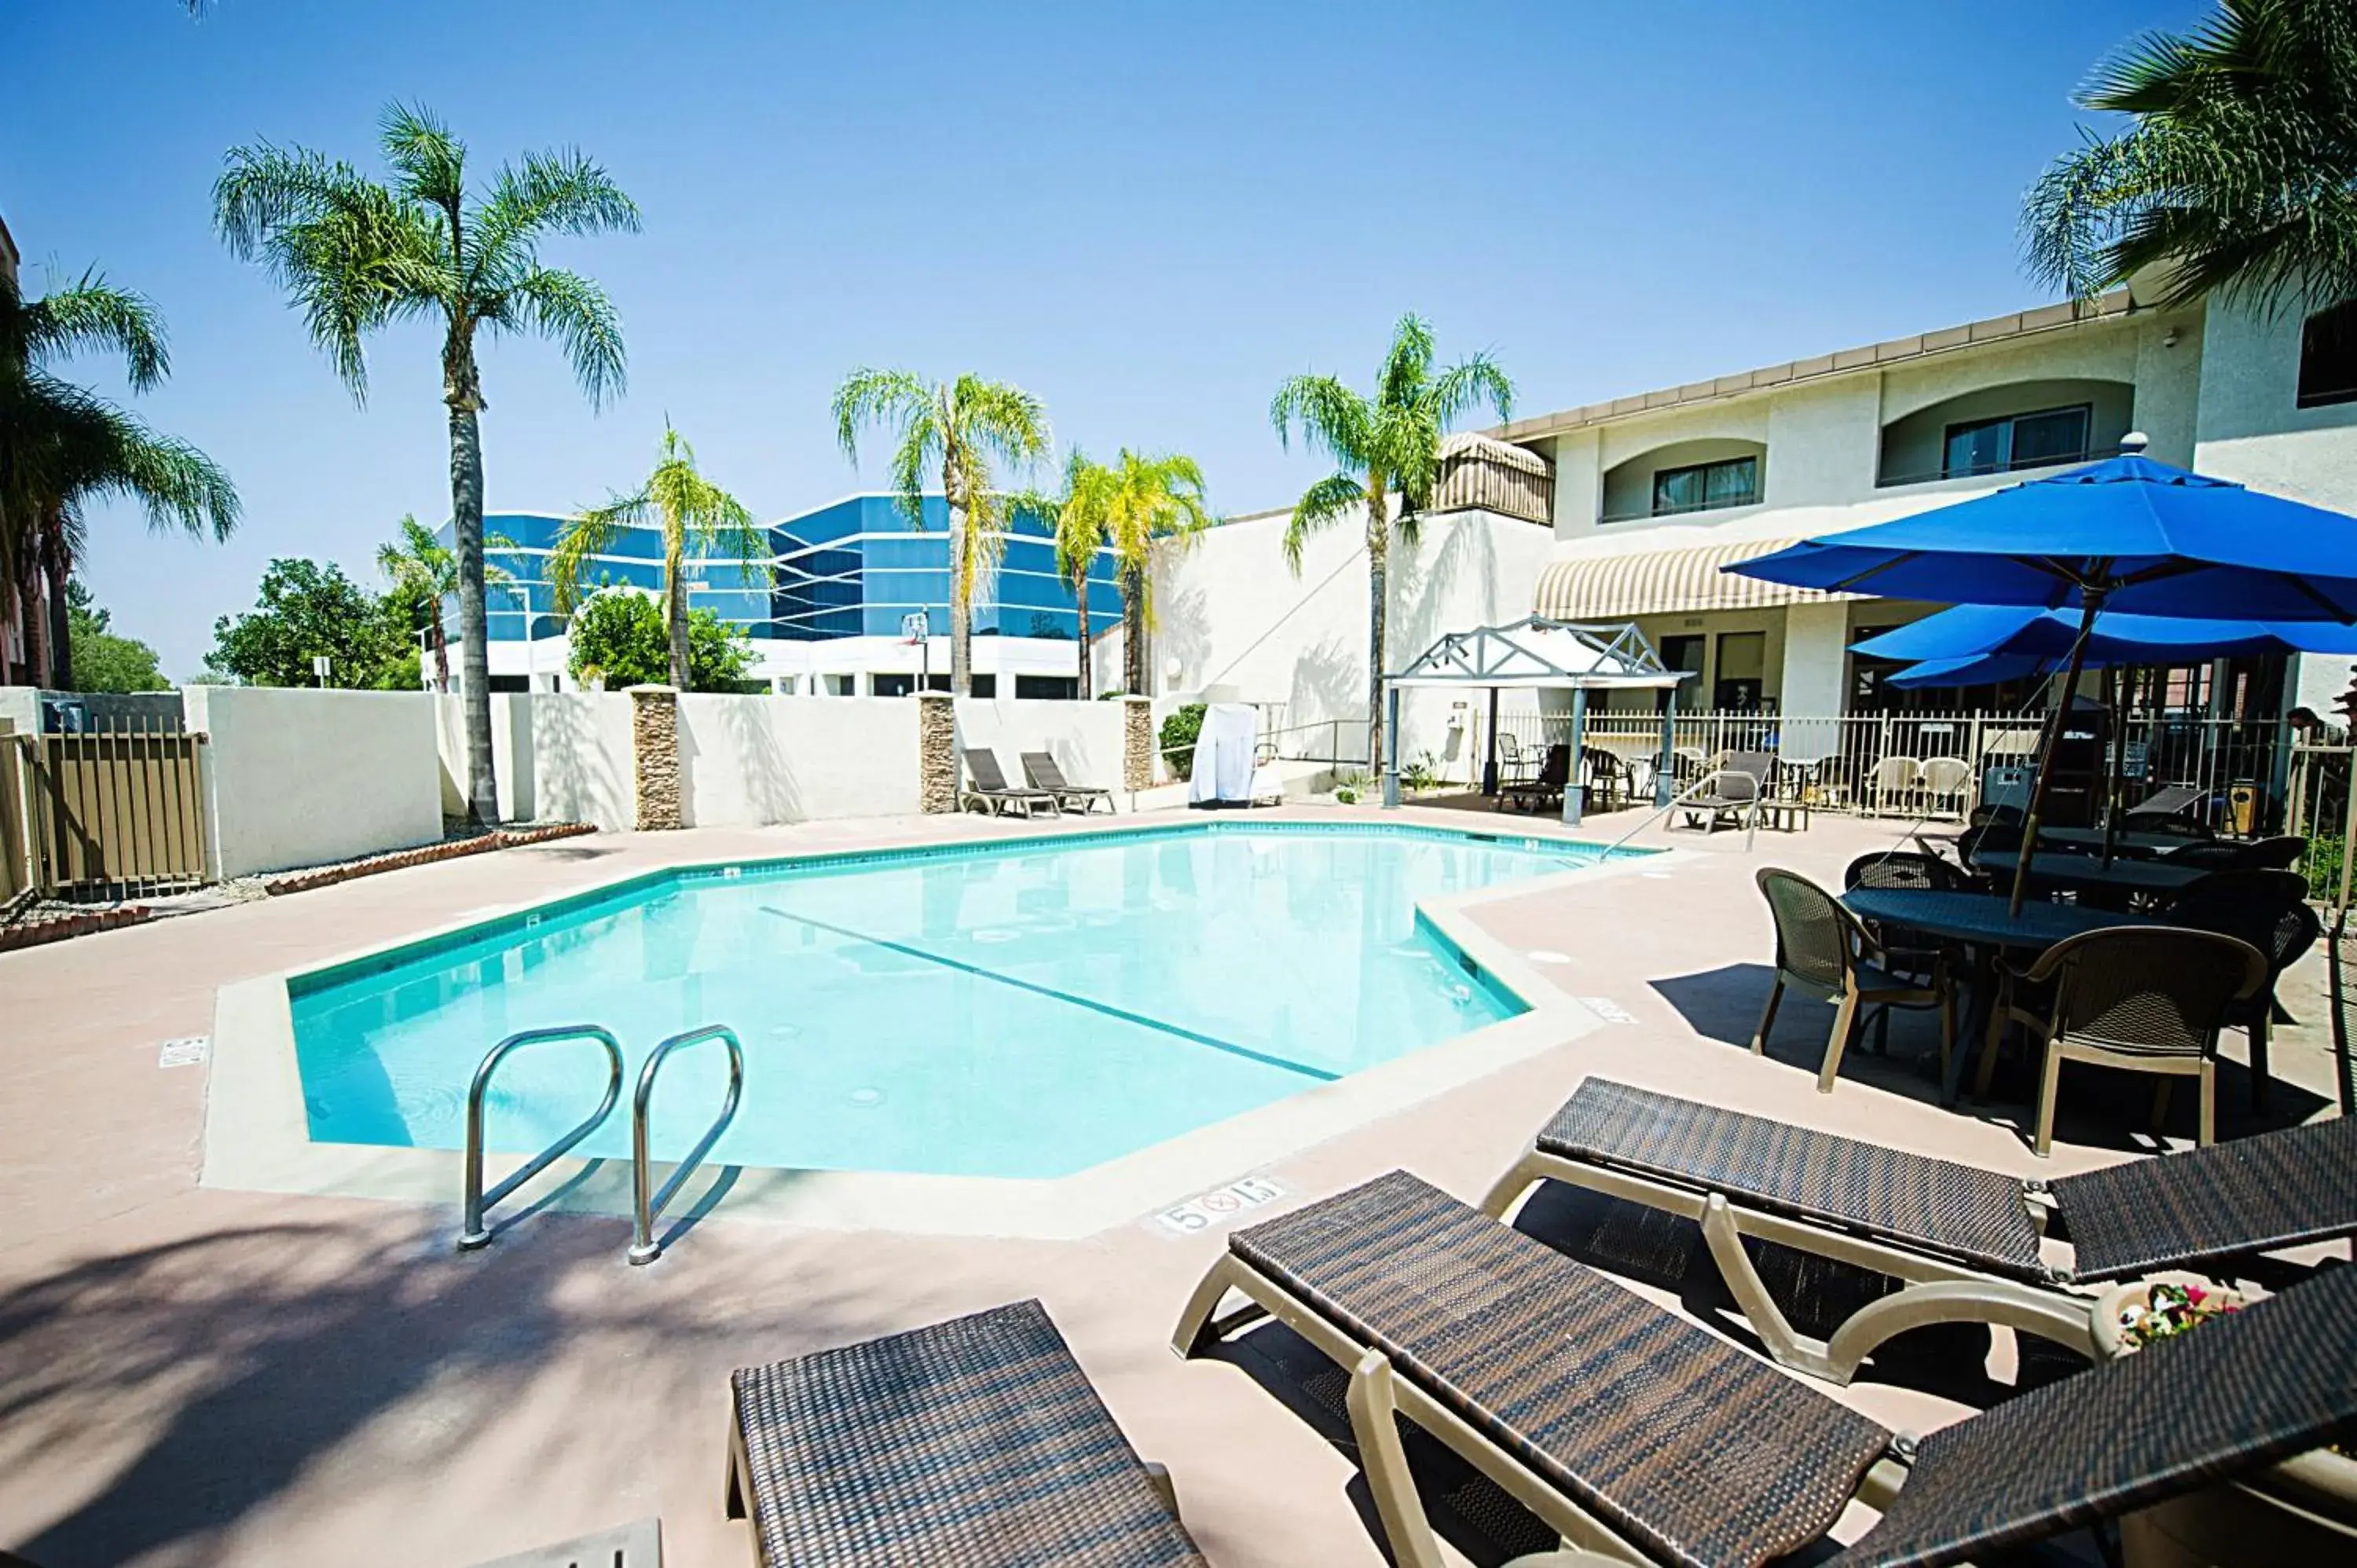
203;812;1686;1242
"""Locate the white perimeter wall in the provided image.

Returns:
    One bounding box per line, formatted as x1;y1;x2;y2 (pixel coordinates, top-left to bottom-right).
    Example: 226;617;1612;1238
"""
954;698;1127;793
1147;505;1557;775
676;694;919;826
186;687;444;878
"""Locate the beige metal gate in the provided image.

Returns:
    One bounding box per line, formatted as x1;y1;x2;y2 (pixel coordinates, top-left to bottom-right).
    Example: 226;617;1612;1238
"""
0;722;30;904
16;720;208;899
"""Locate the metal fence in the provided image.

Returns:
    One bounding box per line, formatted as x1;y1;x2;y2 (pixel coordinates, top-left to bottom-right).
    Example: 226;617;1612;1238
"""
7;712;209;901
1480;705;2299;830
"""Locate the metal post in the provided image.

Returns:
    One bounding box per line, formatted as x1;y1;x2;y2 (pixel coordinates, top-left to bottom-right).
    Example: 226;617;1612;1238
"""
1381;683;1402;809
1482;687;1500;796
1656;688;1677;808
1563;685;1589;826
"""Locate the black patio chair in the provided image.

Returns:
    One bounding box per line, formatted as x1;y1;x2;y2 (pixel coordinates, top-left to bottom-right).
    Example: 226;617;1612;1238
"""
1497;744;1571;814
1754;867;1952;1094
2168;870;2325;1108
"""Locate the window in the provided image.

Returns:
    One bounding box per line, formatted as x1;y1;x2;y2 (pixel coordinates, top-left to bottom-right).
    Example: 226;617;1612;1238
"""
1651;456;1758;517
1941;405;2091;478
1713;631;1765;711
2299;301;2357;408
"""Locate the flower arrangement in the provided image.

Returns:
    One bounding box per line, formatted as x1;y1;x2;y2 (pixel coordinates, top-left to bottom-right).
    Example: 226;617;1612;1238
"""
2112;1279;2245;1350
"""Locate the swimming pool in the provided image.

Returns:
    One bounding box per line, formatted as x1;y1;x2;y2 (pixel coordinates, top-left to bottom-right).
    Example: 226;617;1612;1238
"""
288;822;1625;1180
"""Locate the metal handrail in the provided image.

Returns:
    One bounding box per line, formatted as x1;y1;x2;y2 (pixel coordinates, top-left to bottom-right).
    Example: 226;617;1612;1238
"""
457;1024;625;1251
629;1024;746;1266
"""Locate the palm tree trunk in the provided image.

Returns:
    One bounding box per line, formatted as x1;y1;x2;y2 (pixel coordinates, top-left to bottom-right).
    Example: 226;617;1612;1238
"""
1071;568;1091;699
948;496;973;697
40;523;72;691
14;555;46;688
43;557;71;691
448;376;498;824
1120;568;1144;695
1365;486;1387;771
665;534;691;690
430;606;450;693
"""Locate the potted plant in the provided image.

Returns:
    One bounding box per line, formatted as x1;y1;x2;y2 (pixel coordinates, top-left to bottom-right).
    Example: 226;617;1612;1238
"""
2092;1276;2357;1566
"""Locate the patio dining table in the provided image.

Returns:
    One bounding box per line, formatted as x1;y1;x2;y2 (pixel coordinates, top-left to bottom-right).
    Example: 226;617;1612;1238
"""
1840;887;2154;1106
1967;849;2209;902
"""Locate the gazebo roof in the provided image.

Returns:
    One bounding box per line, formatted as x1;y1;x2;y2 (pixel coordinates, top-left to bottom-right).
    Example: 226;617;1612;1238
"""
1386;615;1689;691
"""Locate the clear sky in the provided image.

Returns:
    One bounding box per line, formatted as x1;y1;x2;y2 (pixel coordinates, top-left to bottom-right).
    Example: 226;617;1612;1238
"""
5;0;2201;677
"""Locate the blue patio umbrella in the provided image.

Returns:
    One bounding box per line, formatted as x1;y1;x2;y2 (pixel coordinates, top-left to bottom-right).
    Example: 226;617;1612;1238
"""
1883;654;2050;689
1730;438;2357;911
1851;603;2357;668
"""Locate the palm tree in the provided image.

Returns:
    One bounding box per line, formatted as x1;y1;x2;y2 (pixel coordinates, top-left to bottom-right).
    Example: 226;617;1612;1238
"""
832;370;1050;694
1270;314;1511;768
1097;449;1213;695
375;513;517;692
0;268;237;687
214;101;638;822
2023;1;2357;312
547;423;766;691
1036;452;1110;699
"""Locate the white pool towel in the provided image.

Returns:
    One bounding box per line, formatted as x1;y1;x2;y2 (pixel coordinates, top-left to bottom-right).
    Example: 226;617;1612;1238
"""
1189;702;1259;805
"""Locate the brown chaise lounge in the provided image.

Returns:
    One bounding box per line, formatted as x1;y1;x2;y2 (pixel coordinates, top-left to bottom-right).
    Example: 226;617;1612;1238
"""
1481;1077;2357;1384
728;1298;1204;1566
962;748;1062;817
1021;750;1115;814
1174;1168;2357;1568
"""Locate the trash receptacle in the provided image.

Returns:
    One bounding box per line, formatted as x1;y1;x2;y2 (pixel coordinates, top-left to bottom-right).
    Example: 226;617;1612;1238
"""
2229;782;2259;837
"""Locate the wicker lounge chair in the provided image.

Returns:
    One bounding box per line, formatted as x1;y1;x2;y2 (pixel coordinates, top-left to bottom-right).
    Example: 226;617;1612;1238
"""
729;1299;1205;1566
1676;751;1773;833
1753;868;1953;1093
2127;782;2206;821
1482;1077;2357;1385
1175;1168;2357;1568
1021;751;1114;815
1497;744;1571;813
962;748;1061;817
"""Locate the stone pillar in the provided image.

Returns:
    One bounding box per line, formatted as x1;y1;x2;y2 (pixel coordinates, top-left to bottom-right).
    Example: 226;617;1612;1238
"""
1124;696;1154;789
918;692;957;813
629;684;683;831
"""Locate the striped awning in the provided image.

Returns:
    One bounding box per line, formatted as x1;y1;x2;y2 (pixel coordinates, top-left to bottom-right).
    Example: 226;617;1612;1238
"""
1533;537;1859;621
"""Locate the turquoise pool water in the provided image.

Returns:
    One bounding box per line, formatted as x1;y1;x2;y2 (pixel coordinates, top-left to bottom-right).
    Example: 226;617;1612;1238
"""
288;822;1618;1179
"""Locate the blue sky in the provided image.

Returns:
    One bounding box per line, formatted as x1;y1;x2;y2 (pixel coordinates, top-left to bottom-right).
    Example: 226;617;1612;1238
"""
5;0;2199;676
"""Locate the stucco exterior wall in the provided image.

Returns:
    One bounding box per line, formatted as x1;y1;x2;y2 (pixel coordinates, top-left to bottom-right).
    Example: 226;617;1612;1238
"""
676;694;920;826
185;687;444;878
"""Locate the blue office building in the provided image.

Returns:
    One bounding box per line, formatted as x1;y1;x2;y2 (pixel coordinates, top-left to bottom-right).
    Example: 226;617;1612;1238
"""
450;496;1122;694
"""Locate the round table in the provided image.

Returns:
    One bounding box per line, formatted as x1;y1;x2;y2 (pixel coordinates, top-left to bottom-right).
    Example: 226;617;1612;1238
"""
1841;888;2154;1104
1970;850;2207;900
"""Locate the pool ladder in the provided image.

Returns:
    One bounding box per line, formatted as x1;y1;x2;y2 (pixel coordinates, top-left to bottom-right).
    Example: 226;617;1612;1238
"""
456;1022;745;1265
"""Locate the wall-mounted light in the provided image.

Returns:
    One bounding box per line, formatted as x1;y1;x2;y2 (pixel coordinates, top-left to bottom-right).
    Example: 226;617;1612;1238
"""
2162;328;2179;349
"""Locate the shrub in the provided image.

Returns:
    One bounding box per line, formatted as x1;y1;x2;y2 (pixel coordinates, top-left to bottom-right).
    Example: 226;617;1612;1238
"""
1160;702;1207;779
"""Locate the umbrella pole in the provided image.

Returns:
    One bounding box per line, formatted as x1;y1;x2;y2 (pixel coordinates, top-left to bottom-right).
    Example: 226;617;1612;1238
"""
2099;663;2124;870
2011;593;2104;918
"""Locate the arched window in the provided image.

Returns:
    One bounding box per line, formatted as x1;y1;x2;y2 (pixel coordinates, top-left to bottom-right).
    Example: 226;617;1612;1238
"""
2298;300;2357;408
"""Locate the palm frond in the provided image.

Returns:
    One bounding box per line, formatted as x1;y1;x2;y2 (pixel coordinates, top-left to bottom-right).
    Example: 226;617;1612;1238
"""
20;270;171;390
379;101;467;218
1422;350;1516;430
951;374;1051;469
472;148;641;284
1377;313;1437;409
1270;373;1373;469
486;265;629;407
1279;471;1365;574
6;379;240;543
547;486;651;614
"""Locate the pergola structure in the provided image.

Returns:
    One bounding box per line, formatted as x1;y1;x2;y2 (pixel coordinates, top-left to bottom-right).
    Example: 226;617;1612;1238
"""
1380;616;1692;825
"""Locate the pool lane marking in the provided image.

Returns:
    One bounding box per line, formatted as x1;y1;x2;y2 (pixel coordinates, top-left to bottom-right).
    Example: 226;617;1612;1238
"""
757;905;1339;1083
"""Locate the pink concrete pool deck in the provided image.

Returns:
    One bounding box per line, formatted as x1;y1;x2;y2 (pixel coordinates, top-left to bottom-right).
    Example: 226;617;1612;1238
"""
0;803;2343;1567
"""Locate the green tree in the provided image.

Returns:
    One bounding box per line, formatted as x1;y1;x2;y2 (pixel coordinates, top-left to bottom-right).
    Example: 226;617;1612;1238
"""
549;423;766;691
1099;449;1213;695
64;581;169;692
0;267;238;688
831;370;1050;694
203;557;416;689
214;102;638;820
375;512;515;693
1043;453;1109;698
2024;1;2357;312
1271;314;1512;768
564;589;752;691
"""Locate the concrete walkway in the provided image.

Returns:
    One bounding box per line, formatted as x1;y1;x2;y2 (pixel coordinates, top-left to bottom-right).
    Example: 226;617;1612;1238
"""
0;804;2340;1566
